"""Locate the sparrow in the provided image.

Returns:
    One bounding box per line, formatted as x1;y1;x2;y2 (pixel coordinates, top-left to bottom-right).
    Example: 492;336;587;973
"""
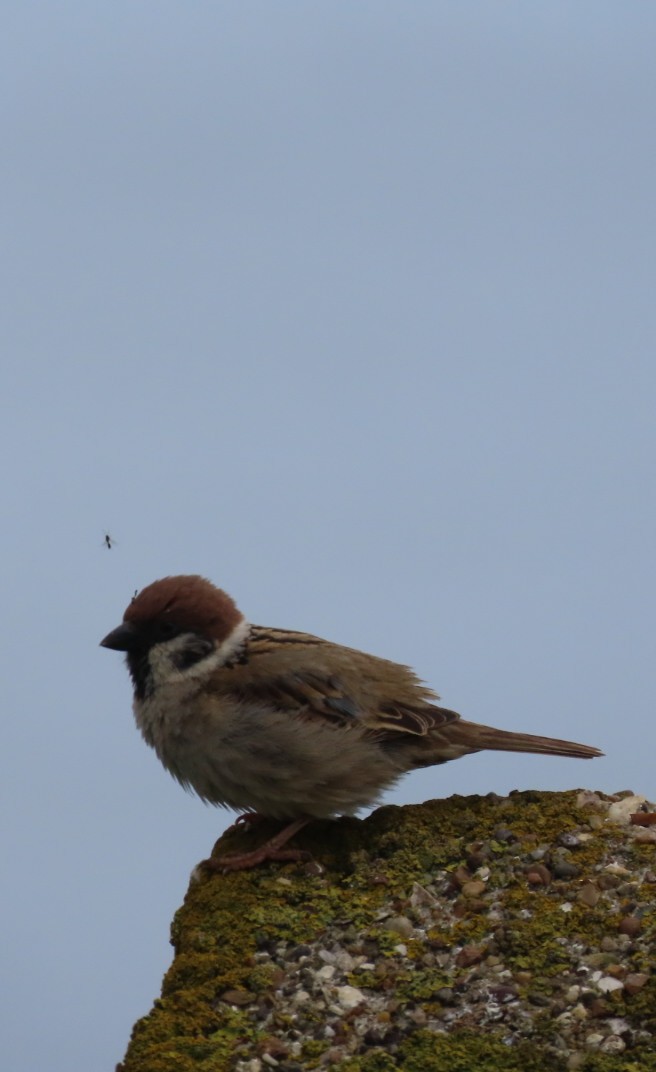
100;575;603;871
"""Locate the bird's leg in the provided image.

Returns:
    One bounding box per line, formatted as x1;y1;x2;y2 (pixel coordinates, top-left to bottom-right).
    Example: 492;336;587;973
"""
203;817;312;872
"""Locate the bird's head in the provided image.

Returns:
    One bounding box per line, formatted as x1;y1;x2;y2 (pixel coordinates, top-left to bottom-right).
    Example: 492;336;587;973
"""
100;575;249;698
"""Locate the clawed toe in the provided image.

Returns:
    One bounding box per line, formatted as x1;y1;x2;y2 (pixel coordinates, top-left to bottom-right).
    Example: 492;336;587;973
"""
223;812;267;836
202;816;312;873
203;846;312;872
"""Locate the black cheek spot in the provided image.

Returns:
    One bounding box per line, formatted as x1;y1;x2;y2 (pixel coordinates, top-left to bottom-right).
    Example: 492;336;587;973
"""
174;637;215;671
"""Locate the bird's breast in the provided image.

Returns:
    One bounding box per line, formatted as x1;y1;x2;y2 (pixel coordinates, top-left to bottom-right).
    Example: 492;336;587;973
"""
132;686;406;819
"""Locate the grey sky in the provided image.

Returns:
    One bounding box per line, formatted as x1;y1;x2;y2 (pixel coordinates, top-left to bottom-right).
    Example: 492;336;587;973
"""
3;5;655;1070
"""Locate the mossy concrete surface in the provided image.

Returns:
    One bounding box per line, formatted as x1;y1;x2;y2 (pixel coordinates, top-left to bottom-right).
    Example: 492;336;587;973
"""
118;790;656;1071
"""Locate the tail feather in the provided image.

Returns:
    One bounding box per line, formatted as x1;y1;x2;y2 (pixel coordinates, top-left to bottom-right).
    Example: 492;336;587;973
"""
453;720;603;760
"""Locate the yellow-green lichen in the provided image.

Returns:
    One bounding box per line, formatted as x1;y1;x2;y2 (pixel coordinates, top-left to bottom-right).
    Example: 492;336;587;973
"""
117;791;656;1071
337;1031;566;1070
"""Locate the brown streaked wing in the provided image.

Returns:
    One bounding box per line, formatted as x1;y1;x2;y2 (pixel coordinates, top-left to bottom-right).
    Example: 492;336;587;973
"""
248;626;325;654
374;701;461;738
231;668;359;727
242;624;458;738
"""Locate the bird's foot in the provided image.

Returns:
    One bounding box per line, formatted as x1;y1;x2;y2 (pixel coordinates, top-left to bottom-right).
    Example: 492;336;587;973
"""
206;845;312;872
203;817;312;873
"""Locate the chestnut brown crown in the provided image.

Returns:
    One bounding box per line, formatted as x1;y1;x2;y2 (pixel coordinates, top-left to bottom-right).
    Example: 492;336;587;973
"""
125;575;242;638
100;575;243;653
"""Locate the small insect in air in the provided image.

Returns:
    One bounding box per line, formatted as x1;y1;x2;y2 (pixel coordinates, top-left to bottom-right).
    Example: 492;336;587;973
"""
103;532;117;550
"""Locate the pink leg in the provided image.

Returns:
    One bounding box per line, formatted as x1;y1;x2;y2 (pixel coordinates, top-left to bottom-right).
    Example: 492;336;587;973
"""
204;817;312;873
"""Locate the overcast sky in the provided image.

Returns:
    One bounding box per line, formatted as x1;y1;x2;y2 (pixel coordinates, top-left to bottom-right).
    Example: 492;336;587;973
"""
3;4;655;1070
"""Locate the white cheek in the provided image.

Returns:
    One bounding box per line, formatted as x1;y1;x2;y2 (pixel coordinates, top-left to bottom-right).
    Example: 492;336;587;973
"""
146;642;186;688
146;618;251;689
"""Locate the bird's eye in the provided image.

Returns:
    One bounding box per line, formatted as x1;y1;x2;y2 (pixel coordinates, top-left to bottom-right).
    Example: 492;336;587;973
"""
155;619;179;640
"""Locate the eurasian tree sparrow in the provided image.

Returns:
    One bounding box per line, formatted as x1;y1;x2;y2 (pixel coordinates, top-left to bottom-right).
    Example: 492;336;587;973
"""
101;575;602;871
